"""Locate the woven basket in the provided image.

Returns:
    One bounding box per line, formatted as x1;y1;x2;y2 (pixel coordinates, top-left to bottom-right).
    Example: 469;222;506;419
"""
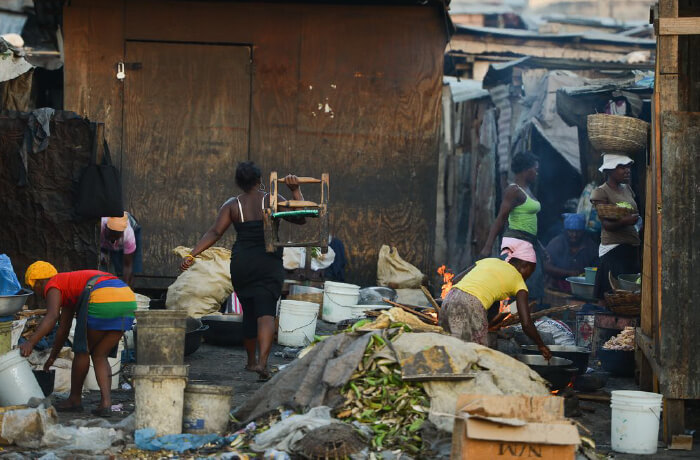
605;290;641;308
596;203;634;220
609;305;641;316
587;114;649;153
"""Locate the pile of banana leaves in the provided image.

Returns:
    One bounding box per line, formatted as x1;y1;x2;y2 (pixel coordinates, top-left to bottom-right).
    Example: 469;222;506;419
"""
336;327;429;454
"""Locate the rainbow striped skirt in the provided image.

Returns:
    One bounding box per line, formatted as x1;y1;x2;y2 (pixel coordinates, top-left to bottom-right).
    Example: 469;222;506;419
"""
87;278;137;331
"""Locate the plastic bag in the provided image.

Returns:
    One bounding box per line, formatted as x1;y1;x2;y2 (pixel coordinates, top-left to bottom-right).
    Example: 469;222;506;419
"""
167;246;232;317
0;254;22;295
376;245;424;289
282;247;335;271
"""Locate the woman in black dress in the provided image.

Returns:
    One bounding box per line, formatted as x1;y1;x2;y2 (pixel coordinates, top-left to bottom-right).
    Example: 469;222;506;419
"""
182;162;305;380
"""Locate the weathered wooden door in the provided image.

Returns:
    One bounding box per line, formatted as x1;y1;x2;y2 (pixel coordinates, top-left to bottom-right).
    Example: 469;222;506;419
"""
124;41;251;282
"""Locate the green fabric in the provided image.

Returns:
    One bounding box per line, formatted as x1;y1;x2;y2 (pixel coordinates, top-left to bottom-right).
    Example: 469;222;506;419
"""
88;300;137;319
272;210;319;218
508;194;541;236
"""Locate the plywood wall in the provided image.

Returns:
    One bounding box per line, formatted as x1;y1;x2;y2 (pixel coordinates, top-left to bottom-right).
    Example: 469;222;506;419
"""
63;0;446;286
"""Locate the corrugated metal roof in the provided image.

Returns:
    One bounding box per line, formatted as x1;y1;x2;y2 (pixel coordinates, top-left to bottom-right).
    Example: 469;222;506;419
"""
444;76;489;102
454;25;656;48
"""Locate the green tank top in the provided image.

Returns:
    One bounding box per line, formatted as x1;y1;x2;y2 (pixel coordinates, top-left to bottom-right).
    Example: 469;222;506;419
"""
507;188;541;237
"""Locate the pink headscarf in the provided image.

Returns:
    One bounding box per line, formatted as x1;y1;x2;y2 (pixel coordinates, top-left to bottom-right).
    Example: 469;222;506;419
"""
500;237;537;264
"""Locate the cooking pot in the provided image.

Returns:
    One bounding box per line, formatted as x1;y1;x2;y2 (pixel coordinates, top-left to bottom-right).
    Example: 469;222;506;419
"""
515;354;578;390
520;345;590;374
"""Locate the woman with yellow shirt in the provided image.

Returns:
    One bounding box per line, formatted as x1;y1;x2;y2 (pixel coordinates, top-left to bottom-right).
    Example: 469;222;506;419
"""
439;243;552;360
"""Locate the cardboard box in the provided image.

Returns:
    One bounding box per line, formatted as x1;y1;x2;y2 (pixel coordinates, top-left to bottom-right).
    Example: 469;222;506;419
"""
451;395;580;460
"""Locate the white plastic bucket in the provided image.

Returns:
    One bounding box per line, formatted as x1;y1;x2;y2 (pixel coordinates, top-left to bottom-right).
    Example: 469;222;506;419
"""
322;281;360;323
610;390;663;454
277;300;319;347
348;304;389;319
84;340;124;391
183;384;233;435
0;350;45;406
133;364;189;436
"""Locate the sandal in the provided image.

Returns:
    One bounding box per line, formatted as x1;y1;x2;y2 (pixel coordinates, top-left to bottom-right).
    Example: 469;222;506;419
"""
55;402;84;413
91;407;113;417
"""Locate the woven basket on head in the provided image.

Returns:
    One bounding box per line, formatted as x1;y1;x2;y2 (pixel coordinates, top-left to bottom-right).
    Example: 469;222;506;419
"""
587;114;649;153
596;203;634;220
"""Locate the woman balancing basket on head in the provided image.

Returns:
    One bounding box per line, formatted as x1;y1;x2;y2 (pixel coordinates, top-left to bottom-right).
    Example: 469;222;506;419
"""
181;161;307;381
20;262;137;416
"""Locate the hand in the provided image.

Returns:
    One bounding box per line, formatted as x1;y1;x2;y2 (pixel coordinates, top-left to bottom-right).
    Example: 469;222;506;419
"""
538;344;553;361
43;356;56;371
19;341;34;357
180;255;195;272
284;175;300;192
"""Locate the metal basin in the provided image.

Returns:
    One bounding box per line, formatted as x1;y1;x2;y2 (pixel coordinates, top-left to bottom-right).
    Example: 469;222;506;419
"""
515;354;578;390
617;274;641;293
566;276;596;301
521;345;591;374
201;315;244;346
358;287;397;305
0;289;33;316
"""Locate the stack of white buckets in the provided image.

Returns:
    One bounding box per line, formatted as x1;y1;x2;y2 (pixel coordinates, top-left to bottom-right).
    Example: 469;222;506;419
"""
133;310;233;436
277;281;360;348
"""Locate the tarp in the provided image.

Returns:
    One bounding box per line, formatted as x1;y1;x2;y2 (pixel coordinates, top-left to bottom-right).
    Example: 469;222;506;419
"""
511;70;585;173
234;331;549;434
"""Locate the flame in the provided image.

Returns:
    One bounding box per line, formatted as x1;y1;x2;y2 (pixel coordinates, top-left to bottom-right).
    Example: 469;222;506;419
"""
437;265;454;299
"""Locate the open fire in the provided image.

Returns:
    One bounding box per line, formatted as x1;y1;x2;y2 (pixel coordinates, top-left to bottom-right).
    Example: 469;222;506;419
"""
437;265;454;299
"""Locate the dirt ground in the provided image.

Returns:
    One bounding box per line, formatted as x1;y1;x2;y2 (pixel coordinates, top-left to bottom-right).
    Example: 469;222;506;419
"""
42;320;700;458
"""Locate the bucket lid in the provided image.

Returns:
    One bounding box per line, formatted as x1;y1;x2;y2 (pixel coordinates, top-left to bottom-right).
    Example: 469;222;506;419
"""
281;300;319;309
185;383;234;396
133;364;189;378
611;390;663;401
324;281;360;290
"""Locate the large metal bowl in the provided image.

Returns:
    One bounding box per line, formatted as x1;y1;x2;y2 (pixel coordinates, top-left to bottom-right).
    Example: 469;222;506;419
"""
0;289;33;317
566;276;596;301
358;287;397;305
521;345;590;374
617;274;641;293
515;354;578;390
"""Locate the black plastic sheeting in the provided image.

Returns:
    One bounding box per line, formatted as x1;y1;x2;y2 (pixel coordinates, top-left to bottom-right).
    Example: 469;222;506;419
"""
0;110;99;287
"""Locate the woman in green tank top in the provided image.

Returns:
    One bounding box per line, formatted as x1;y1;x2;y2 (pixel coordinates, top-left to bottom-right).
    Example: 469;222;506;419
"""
479;152;541;258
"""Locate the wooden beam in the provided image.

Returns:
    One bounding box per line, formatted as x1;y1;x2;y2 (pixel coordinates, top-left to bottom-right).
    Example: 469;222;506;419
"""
658;0;679;74
663;399;686;444
658;17;700;35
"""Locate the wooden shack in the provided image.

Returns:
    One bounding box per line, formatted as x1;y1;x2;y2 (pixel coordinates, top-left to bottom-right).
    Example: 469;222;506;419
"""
637;0;700;444
62;0;450;288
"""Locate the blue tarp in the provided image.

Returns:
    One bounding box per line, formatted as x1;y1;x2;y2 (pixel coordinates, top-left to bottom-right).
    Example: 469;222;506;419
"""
134;428;240;453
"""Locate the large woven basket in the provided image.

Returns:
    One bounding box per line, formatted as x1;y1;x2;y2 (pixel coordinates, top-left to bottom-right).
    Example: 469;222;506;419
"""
605;290;641;307
596;203;634;220
587;114;649;153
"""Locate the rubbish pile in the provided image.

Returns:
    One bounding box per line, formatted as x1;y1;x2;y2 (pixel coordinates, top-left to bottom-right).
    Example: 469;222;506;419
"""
234;311;550;458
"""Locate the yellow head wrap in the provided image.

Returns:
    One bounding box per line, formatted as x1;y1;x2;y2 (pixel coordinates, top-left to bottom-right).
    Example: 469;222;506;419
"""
25;261;58;288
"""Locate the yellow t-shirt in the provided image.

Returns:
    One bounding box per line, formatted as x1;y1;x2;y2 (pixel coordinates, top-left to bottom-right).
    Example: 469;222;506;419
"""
453;258;528;309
